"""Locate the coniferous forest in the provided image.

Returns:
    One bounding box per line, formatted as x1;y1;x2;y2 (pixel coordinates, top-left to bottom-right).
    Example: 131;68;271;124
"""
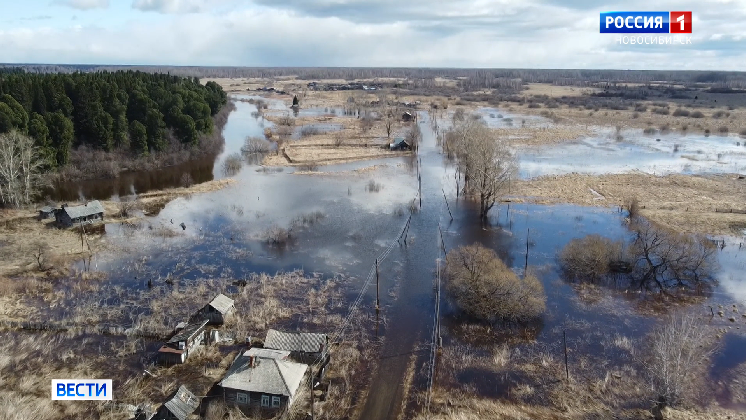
0;69;228;179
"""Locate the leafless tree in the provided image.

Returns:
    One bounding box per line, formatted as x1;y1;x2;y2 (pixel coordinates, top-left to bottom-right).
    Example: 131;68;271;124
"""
445;243;546;323
405;124;422;151
382;109;396;139
223;153;243;176
360;115;375;133
444;118;518;219
643;312;719;408
629;218;718;292
0;131;46;207
116;196;139;217
333;132;345;147
31;241;50;271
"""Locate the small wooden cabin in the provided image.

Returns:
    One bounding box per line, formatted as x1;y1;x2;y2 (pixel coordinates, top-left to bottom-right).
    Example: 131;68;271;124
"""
55;201;104;228
194;293;235;325
152;385;199;420
157;319;208;365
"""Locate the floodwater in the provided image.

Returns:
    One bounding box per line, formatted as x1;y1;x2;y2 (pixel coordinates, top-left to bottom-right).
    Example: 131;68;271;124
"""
519;130;746;178
64;99;746;418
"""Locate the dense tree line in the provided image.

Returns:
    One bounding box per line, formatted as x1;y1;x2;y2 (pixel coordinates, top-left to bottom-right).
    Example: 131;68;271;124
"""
0;70;227;170
5;65;746;89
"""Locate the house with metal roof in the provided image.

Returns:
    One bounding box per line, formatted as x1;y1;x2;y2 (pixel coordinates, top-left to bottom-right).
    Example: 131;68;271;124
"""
264;329;328;365
389;137;412;151
55;200;104;228
219;347;308;412
157;319;208;365
194;293;235;325
152;385;199;420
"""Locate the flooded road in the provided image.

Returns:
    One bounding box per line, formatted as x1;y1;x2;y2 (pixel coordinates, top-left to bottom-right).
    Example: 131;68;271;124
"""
62;98;746;418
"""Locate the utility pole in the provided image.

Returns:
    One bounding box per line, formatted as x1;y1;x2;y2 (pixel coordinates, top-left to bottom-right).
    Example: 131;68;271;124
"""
375;258;380;312
563;330;570;381
525;228;530;273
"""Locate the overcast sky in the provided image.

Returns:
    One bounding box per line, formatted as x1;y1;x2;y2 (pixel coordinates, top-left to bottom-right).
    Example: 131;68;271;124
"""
1;0;744;70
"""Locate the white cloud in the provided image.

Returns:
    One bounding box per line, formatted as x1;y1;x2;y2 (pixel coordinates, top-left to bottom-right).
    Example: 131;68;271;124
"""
3;0;746;69
131;0;235;13
54;0;110;10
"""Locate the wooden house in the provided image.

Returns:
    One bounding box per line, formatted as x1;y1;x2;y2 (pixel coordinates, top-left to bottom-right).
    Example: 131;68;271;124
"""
264;329;329;370
152;385;199;420
37;206;55;220
194;293;235;325
55;200;104;228
389;137;412;151
157;319;208;365
219;347;308;412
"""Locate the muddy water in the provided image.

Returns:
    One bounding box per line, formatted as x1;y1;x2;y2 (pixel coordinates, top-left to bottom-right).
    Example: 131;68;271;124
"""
78;101;746;418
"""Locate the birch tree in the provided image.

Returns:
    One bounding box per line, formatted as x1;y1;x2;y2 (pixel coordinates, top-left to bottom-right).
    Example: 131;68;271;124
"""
0;130;46;207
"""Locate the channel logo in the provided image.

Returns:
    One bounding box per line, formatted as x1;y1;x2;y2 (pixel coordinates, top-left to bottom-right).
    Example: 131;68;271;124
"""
52;379;112;400
600;11;692;34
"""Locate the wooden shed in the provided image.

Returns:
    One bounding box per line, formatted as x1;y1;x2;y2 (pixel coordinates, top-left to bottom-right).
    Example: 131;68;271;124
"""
152;385;199;420
37;206;55;220
194;293;235;325
55;200;104;228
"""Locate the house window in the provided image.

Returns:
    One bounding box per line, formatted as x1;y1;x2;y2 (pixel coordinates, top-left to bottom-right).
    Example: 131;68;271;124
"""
236;393;248;404
261;395;270;407
271;396;281;408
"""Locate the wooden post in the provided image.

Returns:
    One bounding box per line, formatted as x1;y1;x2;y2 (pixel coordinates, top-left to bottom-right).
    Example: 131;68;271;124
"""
524;228;530;273
563;330;569;381
375;259;380;311
310;374;314;420
419;175;422;208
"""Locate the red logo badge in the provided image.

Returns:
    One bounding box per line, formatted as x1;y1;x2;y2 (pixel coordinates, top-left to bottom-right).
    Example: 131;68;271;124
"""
670;11;692;33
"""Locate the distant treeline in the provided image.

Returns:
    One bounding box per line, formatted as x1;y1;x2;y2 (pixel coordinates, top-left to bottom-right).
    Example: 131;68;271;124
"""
0;69;227;169
4;64;746;90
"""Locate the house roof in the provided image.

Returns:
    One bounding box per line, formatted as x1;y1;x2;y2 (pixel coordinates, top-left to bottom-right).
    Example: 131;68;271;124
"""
39;206;54;213
62;200;104;219
264;329;327;354
162;385;199;420
207;294;234;314
219;347;308;397
167;319;208;344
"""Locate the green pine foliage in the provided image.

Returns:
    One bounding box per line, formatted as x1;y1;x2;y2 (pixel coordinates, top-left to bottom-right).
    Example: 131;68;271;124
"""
0;69;227;168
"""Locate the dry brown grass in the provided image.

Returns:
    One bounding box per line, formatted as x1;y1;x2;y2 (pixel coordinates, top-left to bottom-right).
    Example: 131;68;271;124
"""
0;178;235;276
513;172;746;236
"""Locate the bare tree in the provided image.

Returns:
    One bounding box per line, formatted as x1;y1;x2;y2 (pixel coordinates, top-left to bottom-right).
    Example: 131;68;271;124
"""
559;234;626;283
116;196;139;218
644;312;719;409
405;124;422;151
241;136;271;154
0;131;46;207
444;118;518;219
382;109;396;139
180;172;194;188
445;243;546;323
629;218;718;292
31;241;50;271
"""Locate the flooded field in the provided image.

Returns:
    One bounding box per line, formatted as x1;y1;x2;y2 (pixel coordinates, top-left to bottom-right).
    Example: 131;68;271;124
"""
32;98;746;419
519;130;746;178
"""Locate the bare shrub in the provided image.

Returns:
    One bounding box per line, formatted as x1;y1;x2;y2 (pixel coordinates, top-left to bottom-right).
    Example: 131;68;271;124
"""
445;243;546;323
179;172;194;188
718;125;729;134
643;127;657;135
527;103;541;109
333;132;345;147
31;241;50;271
643;312;719;407
299;125;321;137
558;235;624;283
277;114;295;127
223;153;243;176
297;163;318;172
672;108;690;117
652;107;669;115
242;136;271;154
366;180;382;192
712;110;728;119
704;129;711;136
740;129;746;136
452;108;466;124
625;197;640;218
116;196;139;217
360;115;375;133
264;225;291;245
690;111;705;118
